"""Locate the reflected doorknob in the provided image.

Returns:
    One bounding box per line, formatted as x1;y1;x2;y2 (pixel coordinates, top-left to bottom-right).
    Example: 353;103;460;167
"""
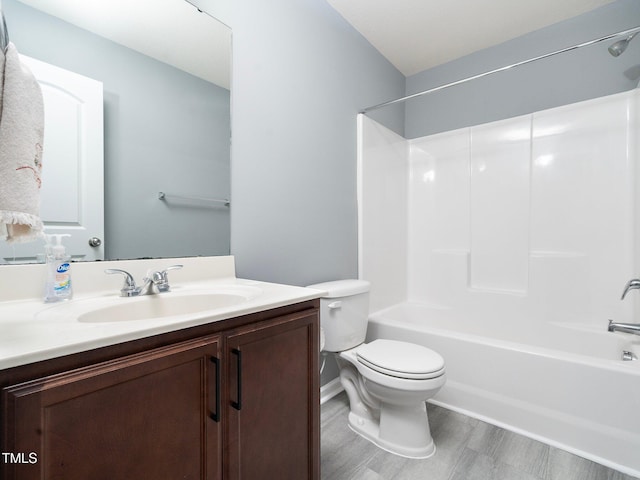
88;237;102;247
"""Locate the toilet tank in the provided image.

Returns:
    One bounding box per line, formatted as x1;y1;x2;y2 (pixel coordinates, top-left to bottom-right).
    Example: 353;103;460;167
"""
307;279;370;352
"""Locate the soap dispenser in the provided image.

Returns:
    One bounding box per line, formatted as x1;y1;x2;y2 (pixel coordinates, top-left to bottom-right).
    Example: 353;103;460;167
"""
44;234;73;303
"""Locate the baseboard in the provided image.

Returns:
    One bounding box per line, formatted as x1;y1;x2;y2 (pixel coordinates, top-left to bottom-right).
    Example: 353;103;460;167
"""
320;377;343;405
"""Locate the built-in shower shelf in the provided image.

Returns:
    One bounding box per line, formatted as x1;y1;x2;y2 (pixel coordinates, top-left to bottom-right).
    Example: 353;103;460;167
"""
529;251;587;258
466;286;527;296
431;248;470;255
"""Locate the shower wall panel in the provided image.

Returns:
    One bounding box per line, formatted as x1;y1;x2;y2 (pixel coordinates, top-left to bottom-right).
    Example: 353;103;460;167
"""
469;116;531;294
358;115;409;313
529;93;635;323
408;129;470;306
360;89;638;327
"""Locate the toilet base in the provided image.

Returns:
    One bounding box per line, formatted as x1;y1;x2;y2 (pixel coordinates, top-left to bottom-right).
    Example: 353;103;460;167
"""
347;402;436;459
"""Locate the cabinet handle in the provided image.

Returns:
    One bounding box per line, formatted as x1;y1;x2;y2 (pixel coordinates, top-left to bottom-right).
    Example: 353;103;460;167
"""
231;348;242;411
210;356;221;422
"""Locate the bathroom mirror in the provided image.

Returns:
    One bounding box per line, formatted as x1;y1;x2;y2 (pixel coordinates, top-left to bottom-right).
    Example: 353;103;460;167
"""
0;0;231;263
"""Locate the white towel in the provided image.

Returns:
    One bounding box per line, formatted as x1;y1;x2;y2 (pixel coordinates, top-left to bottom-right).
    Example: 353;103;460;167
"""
0;43;44;243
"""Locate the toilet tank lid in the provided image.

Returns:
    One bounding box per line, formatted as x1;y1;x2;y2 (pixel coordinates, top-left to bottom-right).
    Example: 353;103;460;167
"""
306;279;370;298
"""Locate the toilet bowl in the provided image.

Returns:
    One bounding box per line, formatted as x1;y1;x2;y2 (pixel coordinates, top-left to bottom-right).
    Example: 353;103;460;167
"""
307;279;446;459
338;339;446;458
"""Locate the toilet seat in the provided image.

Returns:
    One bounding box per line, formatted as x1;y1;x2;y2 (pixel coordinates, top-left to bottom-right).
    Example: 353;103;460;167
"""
356;339;445;380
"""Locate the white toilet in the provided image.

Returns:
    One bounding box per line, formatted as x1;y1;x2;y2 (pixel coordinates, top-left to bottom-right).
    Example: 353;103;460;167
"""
309;279;446;459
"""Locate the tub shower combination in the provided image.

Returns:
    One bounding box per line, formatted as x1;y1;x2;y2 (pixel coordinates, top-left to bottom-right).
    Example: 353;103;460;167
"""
358;86;640;476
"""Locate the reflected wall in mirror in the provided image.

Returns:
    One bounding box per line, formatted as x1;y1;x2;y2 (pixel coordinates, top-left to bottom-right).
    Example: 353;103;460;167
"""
0;0;231;264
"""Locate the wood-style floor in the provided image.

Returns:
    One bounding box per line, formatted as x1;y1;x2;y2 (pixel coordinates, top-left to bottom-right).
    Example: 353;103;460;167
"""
321;392;638;480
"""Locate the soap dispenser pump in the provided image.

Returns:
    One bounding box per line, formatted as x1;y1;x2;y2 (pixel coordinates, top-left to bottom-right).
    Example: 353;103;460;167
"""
44;234;73;303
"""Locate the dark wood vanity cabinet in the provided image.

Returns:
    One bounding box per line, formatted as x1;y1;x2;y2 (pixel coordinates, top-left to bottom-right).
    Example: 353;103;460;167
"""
3;335;223;480
0;302;320;480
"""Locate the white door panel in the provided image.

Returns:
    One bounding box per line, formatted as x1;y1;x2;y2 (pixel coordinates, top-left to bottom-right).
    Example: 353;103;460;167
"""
0;55;104;264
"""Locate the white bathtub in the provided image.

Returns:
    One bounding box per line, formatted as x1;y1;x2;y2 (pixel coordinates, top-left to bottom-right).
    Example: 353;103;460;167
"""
366;302;640;477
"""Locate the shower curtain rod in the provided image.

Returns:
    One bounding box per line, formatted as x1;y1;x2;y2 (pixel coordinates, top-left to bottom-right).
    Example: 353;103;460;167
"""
360;25;640;114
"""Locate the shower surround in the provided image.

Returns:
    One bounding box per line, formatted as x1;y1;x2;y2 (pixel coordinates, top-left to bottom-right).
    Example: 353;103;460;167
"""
358;89;640;476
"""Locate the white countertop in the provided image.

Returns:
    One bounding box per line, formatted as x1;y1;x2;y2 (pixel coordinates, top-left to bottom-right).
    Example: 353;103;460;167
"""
0;256;325;370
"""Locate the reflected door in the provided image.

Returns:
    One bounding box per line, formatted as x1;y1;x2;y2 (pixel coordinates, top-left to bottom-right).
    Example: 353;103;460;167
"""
0;55;104;263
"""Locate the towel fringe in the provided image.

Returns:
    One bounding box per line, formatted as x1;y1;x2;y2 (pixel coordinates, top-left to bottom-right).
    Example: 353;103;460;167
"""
0;210;44;243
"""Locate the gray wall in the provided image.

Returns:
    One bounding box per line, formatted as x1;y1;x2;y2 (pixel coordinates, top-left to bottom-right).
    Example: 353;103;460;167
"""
190;0;406;387
190;0;640;289
405;0;640;138
192;0;406;286
3;0;231;260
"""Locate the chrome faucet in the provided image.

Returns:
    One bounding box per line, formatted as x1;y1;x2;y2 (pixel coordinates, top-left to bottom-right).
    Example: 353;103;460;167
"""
608;319;640;335
607;279;640;335
620;278;640;300
104;269;139;297
105;265;183;297
136;270;164;296
153;265;183;293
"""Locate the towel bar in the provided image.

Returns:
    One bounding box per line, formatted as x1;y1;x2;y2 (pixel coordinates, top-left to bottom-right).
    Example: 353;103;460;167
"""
158;192;230;207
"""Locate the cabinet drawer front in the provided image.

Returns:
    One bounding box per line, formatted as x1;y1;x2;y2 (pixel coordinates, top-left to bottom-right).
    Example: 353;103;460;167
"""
3;335;221;480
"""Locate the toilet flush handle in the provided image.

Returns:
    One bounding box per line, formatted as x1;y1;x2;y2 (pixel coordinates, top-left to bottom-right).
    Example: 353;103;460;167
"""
328;301;342;309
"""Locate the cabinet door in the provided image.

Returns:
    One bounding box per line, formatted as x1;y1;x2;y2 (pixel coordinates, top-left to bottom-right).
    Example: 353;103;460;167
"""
225;310;320;480
3;335;222;480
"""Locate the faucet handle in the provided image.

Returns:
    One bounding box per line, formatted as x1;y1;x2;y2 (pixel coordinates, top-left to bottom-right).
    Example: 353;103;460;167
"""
156;264;183;292
105;269;139;297
621;278;640;300
162;264;184;274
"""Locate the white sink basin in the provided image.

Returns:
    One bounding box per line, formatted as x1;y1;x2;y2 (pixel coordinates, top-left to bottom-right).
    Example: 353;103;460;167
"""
54;285;263;324
78;292;250;323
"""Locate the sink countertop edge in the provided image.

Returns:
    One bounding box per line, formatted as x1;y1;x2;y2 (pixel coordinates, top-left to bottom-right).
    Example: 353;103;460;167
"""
0;277;327;370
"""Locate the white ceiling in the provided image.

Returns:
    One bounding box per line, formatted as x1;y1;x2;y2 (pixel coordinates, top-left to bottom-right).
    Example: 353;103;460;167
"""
327;0;617;76
18;0;231;89
16;1;619;86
